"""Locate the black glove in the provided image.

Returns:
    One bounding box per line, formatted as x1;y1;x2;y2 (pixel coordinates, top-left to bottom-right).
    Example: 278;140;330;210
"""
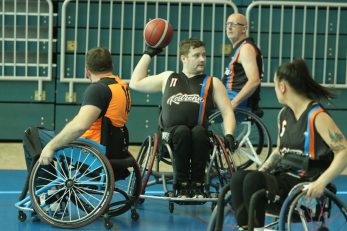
224;134;238;153
143;45;163;58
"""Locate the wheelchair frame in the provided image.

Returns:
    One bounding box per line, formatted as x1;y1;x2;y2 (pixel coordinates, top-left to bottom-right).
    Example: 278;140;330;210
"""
207;181;347;231
15;138;142;229
278;182;347;231
133;131;235;213
209;108;272;170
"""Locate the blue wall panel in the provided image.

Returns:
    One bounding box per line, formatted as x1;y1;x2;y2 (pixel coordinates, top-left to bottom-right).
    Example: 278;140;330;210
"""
127;106;160;143
0;103;54;140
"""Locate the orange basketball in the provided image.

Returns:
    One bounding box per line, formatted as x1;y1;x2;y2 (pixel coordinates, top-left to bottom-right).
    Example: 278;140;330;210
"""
144;18;173;49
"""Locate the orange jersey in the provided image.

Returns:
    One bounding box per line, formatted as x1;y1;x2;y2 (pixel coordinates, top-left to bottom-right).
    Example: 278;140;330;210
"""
81;75;131;143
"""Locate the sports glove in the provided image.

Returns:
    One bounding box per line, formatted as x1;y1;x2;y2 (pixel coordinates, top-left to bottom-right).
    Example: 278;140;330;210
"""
143;45;163;58
224;134;238;153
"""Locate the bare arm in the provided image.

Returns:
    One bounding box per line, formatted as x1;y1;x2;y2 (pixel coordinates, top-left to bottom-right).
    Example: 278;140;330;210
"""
259;108;283;172
129;54;172;93
258;146;282;172
306;112;347;197
232;44;261;108
39;105;101;164
212;77;236;135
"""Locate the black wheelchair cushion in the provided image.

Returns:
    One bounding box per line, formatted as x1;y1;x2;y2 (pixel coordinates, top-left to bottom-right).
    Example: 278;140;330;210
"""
109;156;135;180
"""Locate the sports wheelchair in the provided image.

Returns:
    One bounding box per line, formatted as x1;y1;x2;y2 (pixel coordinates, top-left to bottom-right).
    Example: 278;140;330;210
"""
15;128;142;229
209;108;272;170
133;130;235;213
207;181;347;231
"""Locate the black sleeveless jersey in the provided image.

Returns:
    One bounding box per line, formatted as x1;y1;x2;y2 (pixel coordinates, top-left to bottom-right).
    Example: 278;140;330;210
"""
222;37;263;91
161;73;214;129
278;101;333;177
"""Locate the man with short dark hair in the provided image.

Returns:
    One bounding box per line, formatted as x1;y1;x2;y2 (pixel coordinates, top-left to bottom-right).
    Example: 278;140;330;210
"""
130;38;237;198
33;47;131;165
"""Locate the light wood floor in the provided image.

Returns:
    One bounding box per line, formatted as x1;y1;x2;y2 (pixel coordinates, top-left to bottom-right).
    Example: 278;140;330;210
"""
1;143;346;174
0;143;142;170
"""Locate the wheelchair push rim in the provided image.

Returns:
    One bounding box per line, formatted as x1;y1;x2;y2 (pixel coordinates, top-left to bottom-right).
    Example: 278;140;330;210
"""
279;184;347;231
29;141;115;229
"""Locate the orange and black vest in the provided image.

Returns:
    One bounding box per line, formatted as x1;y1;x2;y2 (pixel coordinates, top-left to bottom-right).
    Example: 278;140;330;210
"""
80;75;131;143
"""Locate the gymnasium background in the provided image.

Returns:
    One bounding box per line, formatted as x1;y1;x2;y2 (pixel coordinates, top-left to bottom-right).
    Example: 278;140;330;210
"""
0;0;346;145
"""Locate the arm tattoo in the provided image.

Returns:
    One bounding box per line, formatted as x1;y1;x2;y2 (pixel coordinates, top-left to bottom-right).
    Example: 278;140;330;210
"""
328;130;346;153
259;152;283;172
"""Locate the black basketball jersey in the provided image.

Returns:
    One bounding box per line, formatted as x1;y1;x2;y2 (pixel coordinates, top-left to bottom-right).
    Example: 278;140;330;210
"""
278;101;333;177
161;73;214;129
222;37;263;92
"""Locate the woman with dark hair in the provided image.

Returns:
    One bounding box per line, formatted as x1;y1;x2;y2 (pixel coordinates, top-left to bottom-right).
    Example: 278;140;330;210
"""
230;59;347;231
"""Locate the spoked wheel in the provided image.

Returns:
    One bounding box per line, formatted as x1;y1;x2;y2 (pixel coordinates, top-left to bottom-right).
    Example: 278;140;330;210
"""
29;141;115;229
279;184;347;231
209;108;272;170
107;154;142;218
135;135;157;195
207;134;235;192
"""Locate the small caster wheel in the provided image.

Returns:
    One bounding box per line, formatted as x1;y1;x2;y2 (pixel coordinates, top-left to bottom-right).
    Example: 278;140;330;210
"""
18;211;27;222
131;209;139;221
169;202;174;213
138;198;145;205
104;219;113;229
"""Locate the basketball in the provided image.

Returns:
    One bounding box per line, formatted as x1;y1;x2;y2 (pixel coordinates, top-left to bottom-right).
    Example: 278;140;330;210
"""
144;18;173;49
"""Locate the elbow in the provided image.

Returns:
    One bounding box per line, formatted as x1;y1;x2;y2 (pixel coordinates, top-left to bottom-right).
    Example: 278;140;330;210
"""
129;81;135;90
129;80;139;91
129;81;136;90
253;78;261;86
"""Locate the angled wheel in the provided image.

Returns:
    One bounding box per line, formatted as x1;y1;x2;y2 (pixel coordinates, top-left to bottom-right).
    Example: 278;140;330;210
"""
135;135;157;195
209;108;272;170
279;184;347;231
29;141;115;229
107;154;142;218
207;134;235;192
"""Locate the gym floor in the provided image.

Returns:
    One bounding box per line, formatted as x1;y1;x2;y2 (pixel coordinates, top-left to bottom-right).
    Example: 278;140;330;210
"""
1;143;347;231
0;143;215;231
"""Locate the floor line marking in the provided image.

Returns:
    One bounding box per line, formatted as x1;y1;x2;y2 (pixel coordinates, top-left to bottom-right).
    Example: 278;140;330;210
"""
2;191;347;195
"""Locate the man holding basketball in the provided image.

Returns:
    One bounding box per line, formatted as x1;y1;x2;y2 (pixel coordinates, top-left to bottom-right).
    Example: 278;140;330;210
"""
130;38;237;198
223;13;263;114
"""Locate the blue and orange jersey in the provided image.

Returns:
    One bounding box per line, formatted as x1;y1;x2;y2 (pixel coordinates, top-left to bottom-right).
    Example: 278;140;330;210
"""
222;38;263;92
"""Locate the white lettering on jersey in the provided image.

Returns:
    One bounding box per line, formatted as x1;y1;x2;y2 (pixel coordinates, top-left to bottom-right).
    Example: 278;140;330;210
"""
224;67;232;76
280;120;287;137
170;78;178;87
167;93;203;105
280;147;308;157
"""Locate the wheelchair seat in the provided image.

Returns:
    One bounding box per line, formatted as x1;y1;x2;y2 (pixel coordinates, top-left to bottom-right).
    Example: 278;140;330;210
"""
133;130;234;213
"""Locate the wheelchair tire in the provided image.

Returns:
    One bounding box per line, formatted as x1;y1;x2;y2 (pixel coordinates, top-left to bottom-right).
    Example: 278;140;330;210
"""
29;141;115;229
207;134;235;190
107;154;142;217
209;108;272;170
279;184;347;231
136;135;157;195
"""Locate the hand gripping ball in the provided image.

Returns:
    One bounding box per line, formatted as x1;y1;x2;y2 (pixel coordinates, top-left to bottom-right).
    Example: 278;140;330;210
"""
144;18;173;49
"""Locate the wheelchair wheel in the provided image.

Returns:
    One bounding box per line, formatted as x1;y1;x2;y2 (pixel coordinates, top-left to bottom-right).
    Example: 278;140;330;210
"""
136;135;157;195
207;134;235;191
107;154;142;219
29;141;115;229
209;108;272;170
279;184;347;231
